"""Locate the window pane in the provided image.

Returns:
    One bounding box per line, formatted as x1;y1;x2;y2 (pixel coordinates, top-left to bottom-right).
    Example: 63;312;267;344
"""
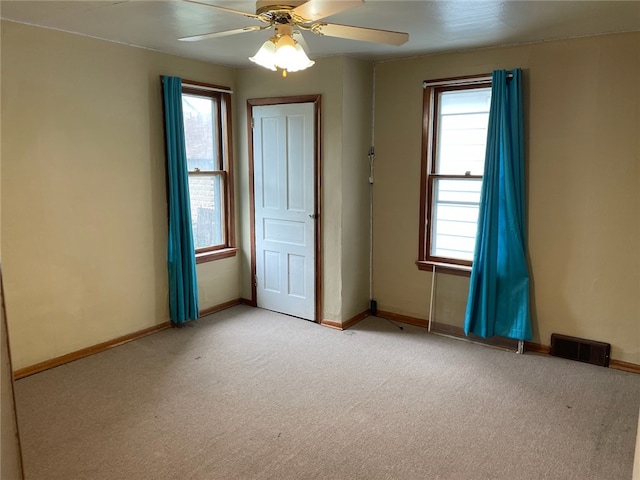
188;174;224;249
436;88;491;175
431;178;482;261
182;94;219;171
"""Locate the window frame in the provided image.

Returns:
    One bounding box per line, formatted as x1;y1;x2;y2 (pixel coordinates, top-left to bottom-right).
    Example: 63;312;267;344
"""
417;74;492;276
181;81;236;264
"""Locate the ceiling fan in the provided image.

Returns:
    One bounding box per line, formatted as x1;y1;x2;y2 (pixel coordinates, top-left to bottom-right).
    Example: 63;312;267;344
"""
179;0;409;75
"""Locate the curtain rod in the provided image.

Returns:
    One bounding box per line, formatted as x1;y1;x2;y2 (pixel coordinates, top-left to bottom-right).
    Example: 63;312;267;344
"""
423;72;513;89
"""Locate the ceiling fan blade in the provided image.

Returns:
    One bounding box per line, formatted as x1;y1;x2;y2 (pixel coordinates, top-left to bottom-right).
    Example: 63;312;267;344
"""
179;25;264;42
312;23;409;46
293;0;362;22
183;0;262;20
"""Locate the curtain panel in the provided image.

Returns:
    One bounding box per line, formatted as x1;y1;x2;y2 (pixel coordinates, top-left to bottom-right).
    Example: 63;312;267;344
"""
464;69;532;341
162;75;199;325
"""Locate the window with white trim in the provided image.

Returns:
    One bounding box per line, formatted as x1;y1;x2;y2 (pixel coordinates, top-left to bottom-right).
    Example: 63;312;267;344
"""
418;76;492;272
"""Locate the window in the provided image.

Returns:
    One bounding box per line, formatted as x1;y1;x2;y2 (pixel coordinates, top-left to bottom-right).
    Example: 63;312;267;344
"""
417;75;492;274
181;82;235;263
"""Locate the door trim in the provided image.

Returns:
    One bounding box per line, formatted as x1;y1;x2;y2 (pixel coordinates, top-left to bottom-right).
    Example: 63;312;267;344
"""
247;95;322;322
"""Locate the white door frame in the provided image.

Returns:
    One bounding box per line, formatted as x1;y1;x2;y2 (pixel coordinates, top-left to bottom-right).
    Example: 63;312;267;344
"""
247;95;322;322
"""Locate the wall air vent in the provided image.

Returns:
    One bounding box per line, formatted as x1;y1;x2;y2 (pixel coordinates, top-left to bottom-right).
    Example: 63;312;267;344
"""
550;333;611;367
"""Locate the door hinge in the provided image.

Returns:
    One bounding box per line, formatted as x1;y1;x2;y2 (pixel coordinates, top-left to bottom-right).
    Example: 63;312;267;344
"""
254;275;257;287
251;118;254;129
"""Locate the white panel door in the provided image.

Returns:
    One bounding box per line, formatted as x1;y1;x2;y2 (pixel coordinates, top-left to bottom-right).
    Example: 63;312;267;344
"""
253;103;316;320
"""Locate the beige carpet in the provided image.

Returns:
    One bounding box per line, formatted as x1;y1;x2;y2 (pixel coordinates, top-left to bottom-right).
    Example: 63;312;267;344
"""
14;305;640;479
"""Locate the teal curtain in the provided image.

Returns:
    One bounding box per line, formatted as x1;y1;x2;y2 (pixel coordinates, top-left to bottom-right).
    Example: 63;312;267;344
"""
162;76;199;325
463;69;532;341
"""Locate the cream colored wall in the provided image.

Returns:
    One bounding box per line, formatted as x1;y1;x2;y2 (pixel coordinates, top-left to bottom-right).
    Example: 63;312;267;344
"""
1;44;23;463
1;21;240;370
341;58;373;320
373;32;640;363
1;44;25;469
235;57;346;321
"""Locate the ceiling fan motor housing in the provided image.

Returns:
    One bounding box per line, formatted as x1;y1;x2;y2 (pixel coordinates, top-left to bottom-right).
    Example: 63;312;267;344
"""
256;1;306;16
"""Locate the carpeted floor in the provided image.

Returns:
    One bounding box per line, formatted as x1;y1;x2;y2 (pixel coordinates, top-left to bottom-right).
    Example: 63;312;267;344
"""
14;305;640;479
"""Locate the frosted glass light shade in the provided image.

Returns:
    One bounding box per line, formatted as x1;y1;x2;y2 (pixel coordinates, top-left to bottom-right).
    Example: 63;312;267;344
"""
274;34;296;68
249;39;277;71
287;43;315;72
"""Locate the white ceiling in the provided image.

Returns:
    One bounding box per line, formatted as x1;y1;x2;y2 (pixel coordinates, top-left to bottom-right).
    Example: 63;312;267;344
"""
2;1;639;68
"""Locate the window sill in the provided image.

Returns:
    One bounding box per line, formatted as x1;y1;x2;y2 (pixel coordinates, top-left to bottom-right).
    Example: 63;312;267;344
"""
196;248;237;264
416;260;471;277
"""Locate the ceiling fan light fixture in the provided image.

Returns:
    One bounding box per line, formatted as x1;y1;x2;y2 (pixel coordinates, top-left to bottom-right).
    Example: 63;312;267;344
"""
249;33;314;75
